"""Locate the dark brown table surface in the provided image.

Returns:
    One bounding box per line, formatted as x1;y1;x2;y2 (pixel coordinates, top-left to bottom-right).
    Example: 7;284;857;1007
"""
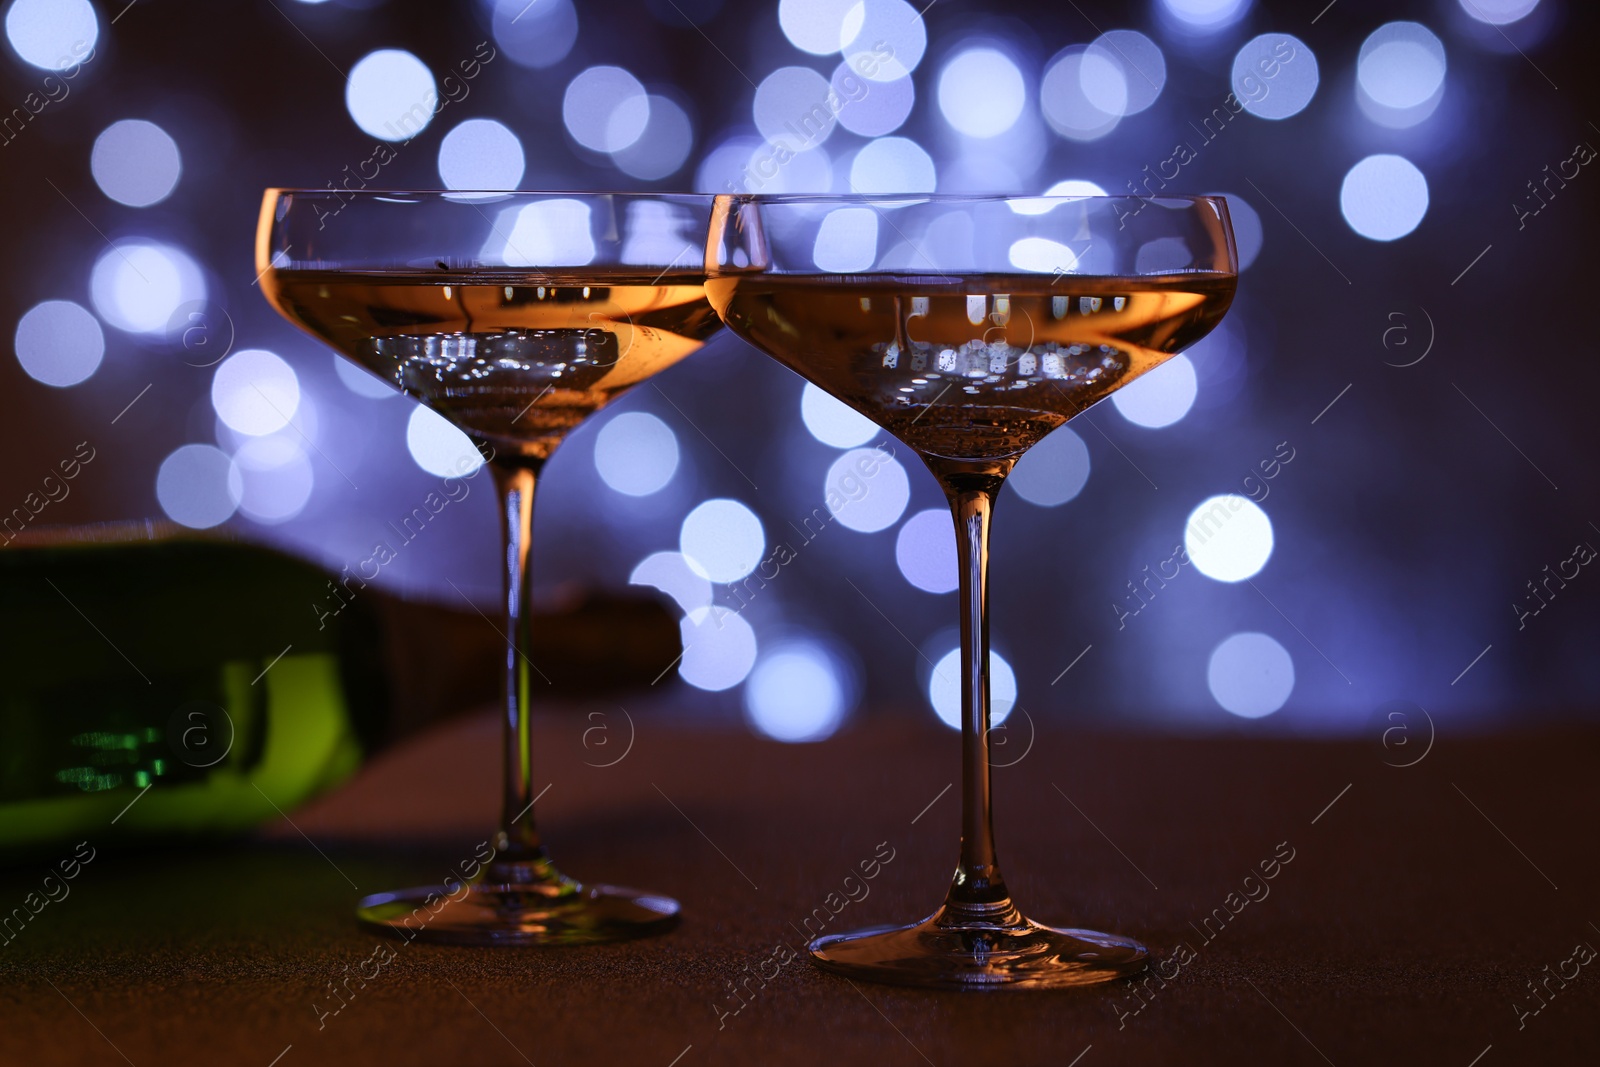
3;711;1597;1067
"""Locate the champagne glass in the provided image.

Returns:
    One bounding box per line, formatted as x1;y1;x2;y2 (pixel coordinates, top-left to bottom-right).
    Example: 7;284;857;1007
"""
705;193;1236;987
259;191;721;944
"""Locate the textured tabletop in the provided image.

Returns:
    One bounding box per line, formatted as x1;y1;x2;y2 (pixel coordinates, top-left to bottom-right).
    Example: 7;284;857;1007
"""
3;711;1597;1067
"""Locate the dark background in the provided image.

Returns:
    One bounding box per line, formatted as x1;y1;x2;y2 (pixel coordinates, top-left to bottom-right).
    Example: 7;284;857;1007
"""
2;0;1595;740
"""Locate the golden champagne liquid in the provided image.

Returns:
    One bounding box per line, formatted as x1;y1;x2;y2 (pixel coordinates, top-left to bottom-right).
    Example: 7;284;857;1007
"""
706;273;1236;461
262;270;720;459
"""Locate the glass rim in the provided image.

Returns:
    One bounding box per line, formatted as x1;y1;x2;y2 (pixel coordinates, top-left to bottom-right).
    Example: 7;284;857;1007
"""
262;187;719;201
712;193;1231;206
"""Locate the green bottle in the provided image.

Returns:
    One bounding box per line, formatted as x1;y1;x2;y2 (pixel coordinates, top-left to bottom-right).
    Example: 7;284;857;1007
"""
0;521;677;863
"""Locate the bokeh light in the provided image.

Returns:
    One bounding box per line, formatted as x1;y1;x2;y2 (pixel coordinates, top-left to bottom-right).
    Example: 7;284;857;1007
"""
13;300;103;387
406;405;484;478
754;66;836;149
833;64;913;137
812;206;879;272
437;118;525;189
346;49;437;141
1086;30;1166;114
800;382;878;448
777;0;856;55
1040;47;1122;142
333;354;398;399
938;48;1025;138
490;198;596;266
89;241;206;336
1008;426;1090;507
90;120;181;207
849;136;936;193
491;0;578;69
563;65;649;153
234;437;315;524
1232;34;1318;120
211;350;300;437
155;444;242;530
630;550;713;615
1159;0;1251;33
679;607;758;691
824;447;909;533
744;641;848;742
841;0;926;82
895;508;957;594
593;411;679;496
613;96;695;180
3;0;96;71
1340;154;1429;241
681;498;766;583
1112;355;1198;429
1459;0;1540;26
1185;494;1274;582
929;648;1015;729
1207;632;1295;718
1356;22;1446;129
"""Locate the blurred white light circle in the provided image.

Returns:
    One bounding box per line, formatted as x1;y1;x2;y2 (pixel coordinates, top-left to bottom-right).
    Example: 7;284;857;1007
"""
812;206;879;272
89;241;206;335
825;447;909;533
490;198;596;266
1086;30;1165;114
1357;22;1446;128
849;136;936;194
1008;237;1079;274
1160;0;1250;31
4;0;96;71
491;0;578;69
437;118;525;190
346;49;437;142
895;507;956;594
90;120;181;208
681;498;766;583
1207;632;1294;718
841;0;926;82
750;139;834;194
233;436;314;524
1210;191;1263;271
754;66;836;150
679;607;757;691
1041;48;1121;142
563;65;649;153
211;349;300;437
1185;494;1274;582
1009;425;1089;507
613;95;695;180
333;354;397;398
1011;179;1109;215
778;0;857;55
833;64;913;136
929;648;1015;729
156;444;242;530
801;382;877;448
594;411;679;496
1112;355;1197;429
406;405;484;478
1232;35;1318;120
1340;154;1428;241
1460;0;1539;24
938;48;1025;138
630;550;713;615
14;300;103;387
745;641;847;742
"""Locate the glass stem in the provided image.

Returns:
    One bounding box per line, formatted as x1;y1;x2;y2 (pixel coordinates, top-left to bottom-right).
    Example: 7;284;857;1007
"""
490;456;547;866
936;464;1016;921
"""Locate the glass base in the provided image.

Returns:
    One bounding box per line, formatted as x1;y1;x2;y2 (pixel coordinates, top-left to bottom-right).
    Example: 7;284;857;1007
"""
809;905;1147;989
356;859;679;946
